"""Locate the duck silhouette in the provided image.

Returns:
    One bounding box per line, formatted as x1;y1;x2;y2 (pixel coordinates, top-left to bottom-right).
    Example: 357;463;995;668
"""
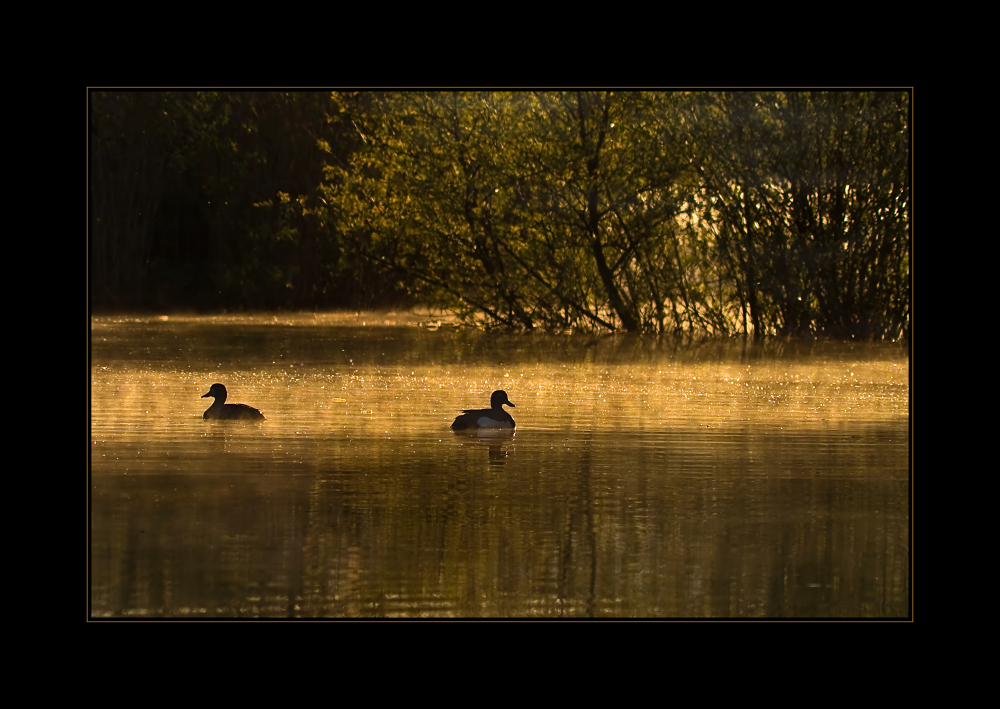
451;390;516;430
202;383;265;421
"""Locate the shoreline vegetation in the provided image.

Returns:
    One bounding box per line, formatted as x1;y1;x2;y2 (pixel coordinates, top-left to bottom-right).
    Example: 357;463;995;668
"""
89;310;910;363
90;90;910;341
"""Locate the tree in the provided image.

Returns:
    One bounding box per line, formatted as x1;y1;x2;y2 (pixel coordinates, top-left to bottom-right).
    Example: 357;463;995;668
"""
683;90;910;339
329;91;704;332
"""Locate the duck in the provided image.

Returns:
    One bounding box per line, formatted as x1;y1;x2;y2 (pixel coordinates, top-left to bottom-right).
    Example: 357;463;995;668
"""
202;383;265;421
451;390;516;430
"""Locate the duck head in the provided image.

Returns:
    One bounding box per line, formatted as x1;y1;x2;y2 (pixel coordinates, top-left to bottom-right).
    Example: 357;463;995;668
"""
490;390;515;409
202;383;228;401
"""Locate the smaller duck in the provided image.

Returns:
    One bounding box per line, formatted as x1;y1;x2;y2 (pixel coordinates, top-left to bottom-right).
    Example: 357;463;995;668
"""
202;383;265;421
451;390;516;430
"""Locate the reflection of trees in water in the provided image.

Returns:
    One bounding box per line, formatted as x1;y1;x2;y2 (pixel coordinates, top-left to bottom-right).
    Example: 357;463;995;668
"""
91;419;908;618
93;321;905;401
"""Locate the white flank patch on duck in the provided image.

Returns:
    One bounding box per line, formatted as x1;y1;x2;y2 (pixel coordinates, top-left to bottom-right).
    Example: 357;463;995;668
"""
477;416;513;428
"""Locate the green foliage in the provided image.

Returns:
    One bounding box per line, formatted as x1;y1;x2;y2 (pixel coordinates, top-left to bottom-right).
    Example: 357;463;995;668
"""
328;90;909;338
329;92;710;332
91;90;910;340
685;91;910;339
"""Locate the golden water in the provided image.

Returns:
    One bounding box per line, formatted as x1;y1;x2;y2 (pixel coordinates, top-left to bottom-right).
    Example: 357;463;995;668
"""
90;314;910;618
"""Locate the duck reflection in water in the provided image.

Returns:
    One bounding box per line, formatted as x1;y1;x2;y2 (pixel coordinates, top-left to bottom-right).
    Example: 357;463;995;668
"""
488;439;512;465
451;390;516;430
202;383;265;420
454;426;515;465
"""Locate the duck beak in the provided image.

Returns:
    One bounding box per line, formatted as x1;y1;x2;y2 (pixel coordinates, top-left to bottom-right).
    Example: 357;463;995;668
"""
202;391;211;398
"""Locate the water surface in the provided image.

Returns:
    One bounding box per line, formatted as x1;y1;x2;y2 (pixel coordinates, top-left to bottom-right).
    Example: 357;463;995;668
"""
90;314;909;618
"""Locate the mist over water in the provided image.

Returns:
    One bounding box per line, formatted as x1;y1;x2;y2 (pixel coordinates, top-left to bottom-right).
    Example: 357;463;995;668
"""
90;315;909;618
